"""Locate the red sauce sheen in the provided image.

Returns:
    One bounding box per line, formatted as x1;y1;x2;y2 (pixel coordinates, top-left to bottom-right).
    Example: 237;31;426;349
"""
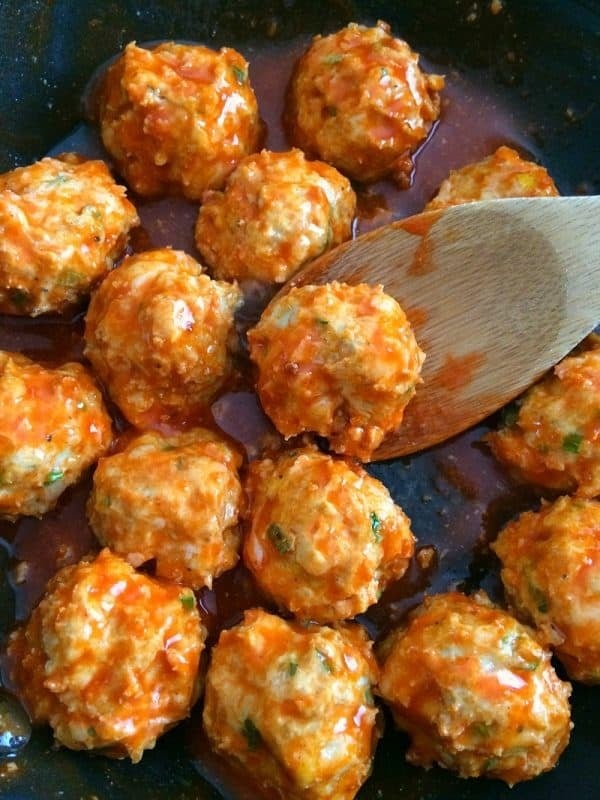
0;30;556;793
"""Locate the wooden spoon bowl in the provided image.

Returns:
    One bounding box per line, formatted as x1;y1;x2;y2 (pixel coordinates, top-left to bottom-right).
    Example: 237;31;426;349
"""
285;196;600;459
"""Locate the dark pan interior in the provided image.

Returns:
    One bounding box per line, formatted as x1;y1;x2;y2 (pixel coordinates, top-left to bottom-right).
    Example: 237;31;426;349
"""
0;1;598;799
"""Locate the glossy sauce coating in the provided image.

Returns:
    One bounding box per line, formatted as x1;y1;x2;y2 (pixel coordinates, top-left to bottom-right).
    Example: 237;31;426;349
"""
203;608;379;799
493;495;600;683
378;592;572;785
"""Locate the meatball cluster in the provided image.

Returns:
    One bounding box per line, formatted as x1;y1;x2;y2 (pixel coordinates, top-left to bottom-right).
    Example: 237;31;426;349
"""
378;592;572;785
98;41;264;199
203;608;379;800
84;248;242;428
7;549;205;763
493;495;600;684
0;155;138;315
425;145;559;210
88;428;243;589
248;282;425;460
195;148;356;284
487;335;599;498
243;446;414;621
284;21;444;185
0;351;113;519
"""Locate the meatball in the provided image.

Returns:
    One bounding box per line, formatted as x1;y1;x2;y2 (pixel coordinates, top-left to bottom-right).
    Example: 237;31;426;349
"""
247;282;425;460
492;495;600;684
6;548;205;762
98;41;263;199
0;154;138;316
195;149;356;284
0;351;112;519
84;248;243;428
377;592;572;785
243;446;414;621
425;146;559;210
284;21;444;185
203;608;379;799
486;335;600;498
88;428;243;589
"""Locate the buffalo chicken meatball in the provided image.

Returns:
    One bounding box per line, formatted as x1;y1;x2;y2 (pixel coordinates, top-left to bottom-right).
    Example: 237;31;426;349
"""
492;495;600;684
6;548;205;762
195;149;356;284
84;248;242;428
284;21;444;185
378;592;572;785
0;351;112;519
425;146;559;210
98;41;263;199
88;428;243;589
487;335;600;498
243;447;414;621
203;608;379;799
247;282;425;460
0;155;138;315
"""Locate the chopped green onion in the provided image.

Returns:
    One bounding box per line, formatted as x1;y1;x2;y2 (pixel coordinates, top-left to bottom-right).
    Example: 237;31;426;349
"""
288;661;298;677
241;717;262;750
44;469;64;486
370;512;382;542
267;523;292;554
324;53;344;65
232;65;247;85
43;173;71;187
562;432;583;453
180;593;195;611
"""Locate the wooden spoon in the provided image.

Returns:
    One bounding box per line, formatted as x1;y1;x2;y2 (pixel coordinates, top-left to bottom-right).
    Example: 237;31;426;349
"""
286;196;600;460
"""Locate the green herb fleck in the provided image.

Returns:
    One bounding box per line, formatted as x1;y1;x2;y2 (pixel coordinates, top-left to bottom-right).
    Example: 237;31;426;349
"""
364;687;374;705
315;649;333;673
316;318;329;326
87;726;97;738
380;67;389;78
180;593;195;611
58;269;84;287
370;512;382;542
519;659;539;671
8;288;29;310
288;661;298;677
82;205;102;221
324;53;344;65
241;717;262;750
483;757;499;773
324;105;337;117
471;722;492;738
232;65;247;85
527;579;549;614
44;469;64;486
562;432;583;453
500;402;519;428
267;523;292;554
44;173;71;187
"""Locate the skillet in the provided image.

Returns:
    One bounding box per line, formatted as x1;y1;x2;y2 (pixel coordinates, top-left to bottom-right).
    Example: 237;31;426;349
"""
0;1;598;798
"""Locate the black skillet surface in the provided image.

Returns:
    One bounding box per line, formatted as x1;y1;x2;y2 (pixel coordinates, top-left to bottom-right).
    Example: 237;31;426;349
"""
0;1;599;799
